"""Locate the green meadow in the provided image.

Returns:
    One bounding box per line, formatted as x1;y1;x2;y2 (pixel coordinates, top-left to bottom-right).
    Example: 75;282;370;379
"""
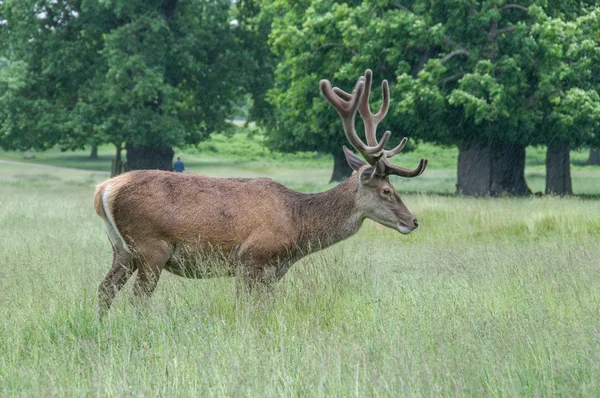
1;139;599;396
2;131;600;195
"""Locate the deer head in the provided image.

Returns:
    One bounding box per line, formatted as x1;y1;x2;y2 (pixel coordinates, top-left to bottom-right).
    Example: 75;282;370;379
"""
320;69;428;234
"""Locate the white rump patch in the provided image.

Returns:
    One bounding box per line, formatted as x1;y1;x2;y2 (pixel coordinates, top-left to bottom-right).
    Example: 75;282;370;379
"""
102;184;132;254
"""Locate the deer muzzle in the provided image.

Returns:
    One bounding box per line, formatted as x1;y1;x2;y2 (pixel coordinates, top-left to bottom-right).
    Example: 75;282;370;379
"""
397;218;418;235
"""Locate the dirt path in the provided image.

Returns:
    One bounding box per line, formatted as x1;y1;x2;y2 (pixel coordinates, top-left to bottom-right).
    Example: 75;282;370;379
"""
0;159;109;174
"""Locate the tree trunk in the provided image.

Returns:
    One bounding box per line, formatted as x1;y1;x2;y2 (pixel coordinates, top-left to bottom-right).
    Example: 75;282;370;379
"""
457;142;492;196
588;148;600;166
490;142;531;196
111;143;124;177
89;144;98;159
115;143;122;165
457;141;531;196
545;144;572;195
329;149;354;182
125;143;174;171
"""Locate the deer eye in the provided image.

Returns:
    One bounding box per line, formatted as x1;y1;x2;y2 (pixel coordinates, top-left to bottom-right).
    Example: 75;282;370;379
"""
382;188;392;196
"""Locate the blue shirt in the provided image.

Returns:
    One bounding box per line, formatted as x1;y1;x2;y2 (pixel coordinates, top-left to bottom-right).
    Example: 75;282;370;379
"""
174;160;185;172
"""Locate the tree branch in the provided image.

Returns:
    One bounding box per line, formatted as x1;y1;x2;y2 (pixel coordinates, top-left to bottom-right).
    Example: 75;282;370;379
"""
440;48;470;64
392;2;413;14
441;72;465;85
412;47;432;77
443;36;459;48
486;25;518;45
163;0;178;23
496;26;517;36
442;36;473;62
393;1;472;64
502;4;528;13
557;33;576;43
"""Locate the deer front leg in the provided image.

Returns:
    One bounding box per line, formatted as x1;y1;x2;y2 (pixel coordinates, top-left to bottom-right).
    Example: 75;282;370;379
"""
235;233;294;293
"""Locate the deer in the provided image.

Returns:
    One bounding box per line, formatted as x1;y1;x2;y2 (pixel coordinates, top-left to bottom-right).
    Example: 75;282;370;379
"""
93;69;428;315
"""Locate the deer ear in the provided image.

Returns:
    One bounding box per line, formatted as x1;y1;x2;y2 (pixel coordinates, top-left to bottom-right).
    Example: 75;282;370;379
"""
359;166;377;184
359;161;386;185
343;146;366;172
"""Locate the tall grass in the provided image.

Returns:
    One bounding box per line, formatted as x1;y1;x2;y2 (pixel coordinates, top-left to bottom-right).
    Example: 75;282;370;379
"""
0;162;599;396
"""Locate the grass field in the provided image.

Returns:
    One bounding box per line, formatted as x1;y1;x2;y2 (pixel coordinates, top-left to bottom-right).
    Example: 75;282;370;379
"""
1;143;599;395
1;131;600;195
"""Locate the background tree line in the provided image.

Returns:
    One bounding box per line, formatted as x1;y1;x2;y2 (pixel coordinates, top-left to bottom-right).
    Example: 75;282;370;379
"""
1;0;599;196
0;0;253;170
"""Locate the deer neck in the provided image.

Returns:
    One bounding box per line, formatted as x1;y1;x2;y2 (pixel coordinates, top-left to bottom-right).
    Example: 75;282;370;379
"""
295;175;363;252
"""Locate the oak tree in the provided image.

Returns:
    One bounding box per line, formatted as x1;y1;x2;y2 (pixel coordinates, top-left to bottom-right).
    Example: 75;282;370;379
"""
0;0;248;170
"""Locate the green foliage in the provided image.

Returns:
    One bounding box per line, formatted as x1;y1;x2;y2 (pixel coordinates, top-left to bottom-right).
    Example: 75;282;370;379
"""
263;0;600;153
189;127;327;165
261;0;405;155
0;0;249;152
231;1;277;125
0;57;61;150
529;8;600;147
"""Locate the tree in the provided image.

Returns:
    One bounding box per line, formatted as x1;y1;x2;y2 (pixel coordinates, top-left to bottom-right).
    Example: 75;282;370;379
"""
262;0;600;194
577;8;600;169
89;144;98;159
0;0;248;170
0;0;84;152
589;148;600;165
232;0;276;127
394;2;538;196
529;6;600;195
262;0;417;182
262;0;534;192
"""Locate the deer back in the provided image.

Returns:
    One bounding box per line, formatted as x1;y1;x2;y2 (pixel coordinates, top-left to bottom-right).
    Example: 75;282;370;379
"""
94;170;300;253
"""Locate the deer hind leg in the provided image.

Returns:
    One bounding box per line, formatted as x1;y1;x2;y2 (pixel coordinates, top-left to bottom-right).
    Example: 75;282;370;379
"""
132;240;171;302
98;249;136;317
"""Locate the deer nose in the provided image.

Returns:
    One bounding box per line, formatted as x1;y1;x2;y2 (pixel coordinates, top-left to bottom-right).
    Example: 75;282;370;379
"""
413;218;419;228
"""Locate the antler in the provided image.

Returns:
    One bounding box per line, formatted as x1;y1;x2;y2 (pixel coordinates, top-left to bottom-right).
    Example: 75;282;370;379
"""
320;69;428;178
319;76;390;165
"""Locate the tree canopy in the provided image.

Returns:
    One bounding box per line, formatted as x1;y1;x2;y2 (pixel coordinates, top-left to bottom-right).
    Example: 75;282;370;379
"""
261;0;600;193
0;0;250;169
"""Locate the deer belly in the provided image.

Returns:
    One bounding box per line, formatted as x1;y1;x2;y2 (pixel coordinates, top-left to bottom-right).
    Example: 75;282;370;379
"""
163;244;238;279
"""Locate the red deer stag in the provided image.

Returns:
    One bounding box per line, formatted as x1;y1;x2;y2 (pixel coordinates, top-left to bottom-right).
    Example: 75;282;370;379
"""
94;69;428;315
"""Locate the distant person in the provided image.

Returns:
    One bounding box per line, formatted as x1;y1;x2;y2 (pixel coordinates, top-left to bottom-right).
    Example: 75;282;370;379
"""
173;157;185;173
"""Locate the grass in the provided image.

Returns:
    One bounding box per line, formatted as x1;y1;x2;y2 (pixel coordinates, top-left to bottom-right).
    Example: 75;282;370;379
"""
1;160;599;396
2;130;600;195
